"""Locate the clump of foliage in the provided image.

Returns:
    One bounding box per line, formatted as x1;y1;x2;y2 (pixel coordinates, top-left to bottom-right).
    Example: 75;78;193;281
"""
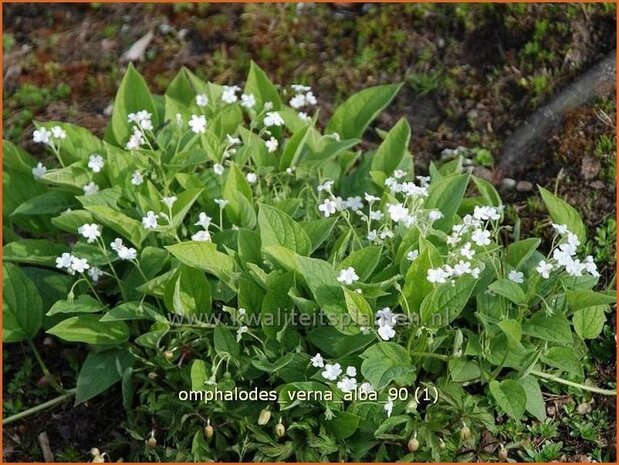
3;63;615;462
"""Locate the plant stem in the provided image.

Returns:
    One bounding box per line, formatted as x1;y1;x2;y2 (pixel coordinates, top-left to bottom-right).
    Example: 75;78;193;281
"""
2;388;77;426
530;369;616;396
28;339;65;395
410;351;449;361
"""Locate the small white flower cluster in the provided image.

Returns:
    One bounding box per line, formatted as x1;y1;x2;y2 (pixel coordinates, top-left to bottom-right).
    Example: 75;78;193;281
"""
126;110;153;150
32;162;47;179
82;181;99;195
33;125;66;146
311;353;375;395
264;111;284;127
88;154;105;173
376;307;397;340
316;180;367;218
240;93;256;109
111;238;137;261
337;267;359;286
288;84;316;121
189;114;207;134
191;212;212;242
56;252;90;275
536;224;599;279
222;85;240;104
77;223;101;243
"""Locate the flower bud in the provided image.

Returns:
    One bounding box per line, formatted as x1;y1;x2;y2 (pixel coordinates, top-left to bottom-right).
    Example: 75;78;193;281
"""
275;419;285;438
146;435;157;449
163;350;174;361
407;437;419;453
405;398;418;413
147;372;158;380
498;447;508;462
258;408;271;425
204;419;214;439
459;424;471;441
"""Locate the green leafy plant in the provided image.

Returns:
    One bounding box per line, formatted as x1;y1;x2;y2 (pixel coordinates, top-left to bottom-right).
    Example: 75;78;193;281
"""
3;62;615;461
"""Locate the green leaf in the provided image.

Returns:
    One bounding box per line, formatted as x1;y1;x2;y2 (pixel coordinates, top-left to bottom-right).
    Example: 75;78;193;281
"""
47;295;104;315
370;118;411;183
214;325;239;359
472;176;502;207
343;288;374;329
308;327;373;358
12;190;77;217
572;305;606;339
566;290;616;311
101;301;160;322
497;319;522;348
164;265;211;315
360;342;415;389
51;209;95;233
166;242;236;286
301;217;338;253
518;376;547;421
3;263;43;342
75;349;134;404
489;379;526;420
420;276;476;327
258;203;312;256
489;279;525;305
424;173;470;230
543;346;583;378
279;124;311;171
47;315;130;345
244;61;282;110
449;359;481;382
337;246;382;281
85;205;148;248
4;239;67;267
522;312;572;344
108;63;158;147
401;242;440;313
539;186;587;243
325;411;361;440
505;238;541;269
326;84;401;139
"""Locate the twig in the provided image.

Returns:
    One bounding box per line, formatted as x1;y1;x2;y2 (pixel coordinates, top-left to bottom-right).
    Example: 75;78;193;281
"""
2;388;77;426
38;431;54;462
530;369;616;396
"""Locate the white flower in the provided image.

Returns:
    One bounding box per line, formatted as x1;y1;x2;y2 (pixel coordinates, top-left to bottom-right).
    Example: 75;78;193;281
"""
553;248;573;266
265;137;278;153
298;111;310;122
359;382;375;394
117;246;137;261
367;230;378;242
82;182;99;196
87;154;105;173
364;193;380;203
428;209;444;222
162;196;177;209
318;198;337;218
142;211;158;229
471;229;491;246
346;366;357;377
188;114;207;134
584;256;600;277
321;363;342;381
195;212;212;229
337;267;359;286
70;256;90;274
317;180;334;192
305;91;317;105
473;206;501;221
387;203;410;223
289;94;306;109
77;223;101;243
32;162;47;178
384;399;394;417
226;134;242;146
291;84;311;93
460;242;475;259
195;94;208;107
236;325;248;342
508;270;524;284
310;353;324;368
552;223;569;235
131;170;144;186
51;126;66;140
376;307;397;327
222;85;240;104
378;325;396;341
128;110;153;128
337;376;358;393
264;111;284;127
88;267;103;283
246;172;258;184
56;253;73;270
214;198;229;209
263;101;274;111
536;260;553;279
33;127;52;145
453;261;472;276
126;128;144;150
110;238;124;252
417;175;430;186
393;169;407;179
379;228;394;240
213;163;225;175
565;258;586;277
344;196;363;211
406;250;419;261
238;308;247;317
427;267;450;284
240;93;256;109
370;211;383;221
191;230;212;242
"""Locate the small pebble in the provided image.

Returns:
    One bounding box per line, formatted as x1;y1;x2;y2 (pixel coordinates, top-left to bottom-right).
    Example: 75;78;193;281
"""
501;177;517;190
516;180;533;192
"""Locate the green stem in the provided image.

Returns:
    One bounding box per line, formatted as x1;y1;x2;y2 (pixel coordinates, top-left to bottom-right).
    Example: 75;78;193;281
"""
410;351;448;361
530;369;616;396
2;388;77;426
28;339;65;395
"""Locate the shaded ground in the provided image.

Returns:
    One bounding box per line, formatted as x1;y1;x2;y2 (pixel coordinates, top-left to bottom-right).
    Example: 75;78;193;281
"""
2;3;616;462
